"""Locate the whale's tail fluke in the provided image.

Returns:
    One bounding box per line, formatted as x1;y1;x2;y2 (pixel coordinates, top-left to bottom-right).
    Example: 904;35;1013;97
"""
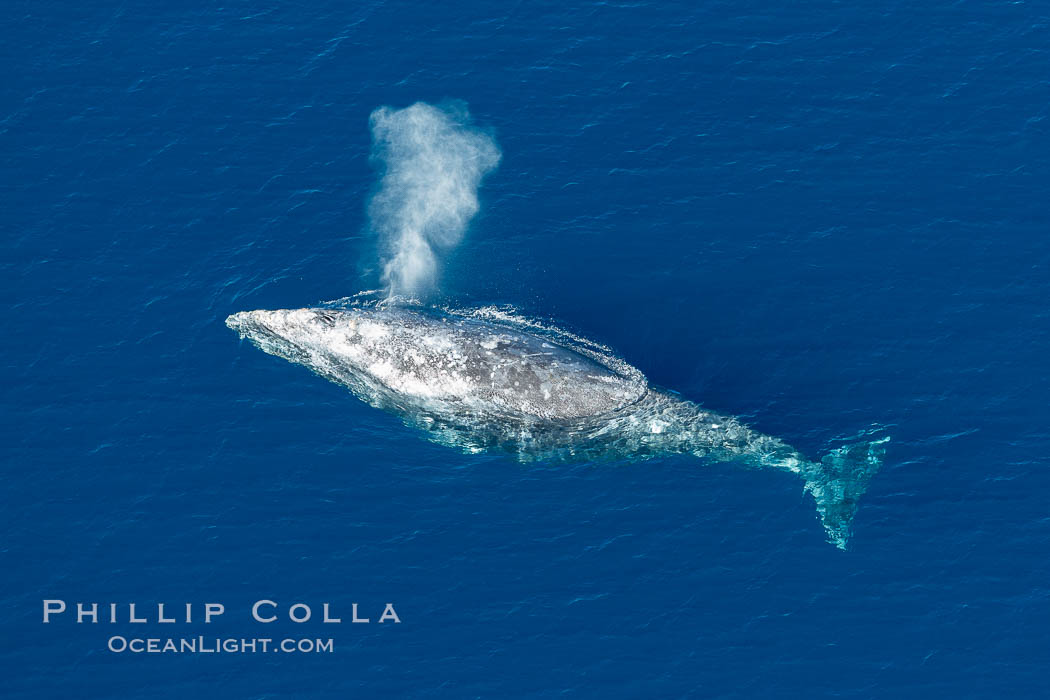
803;436;890;550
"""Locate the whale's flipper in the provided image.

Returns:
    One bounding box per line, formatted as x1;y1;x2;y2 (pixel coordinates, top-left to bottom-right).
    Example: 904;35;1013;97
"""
803;437;890;550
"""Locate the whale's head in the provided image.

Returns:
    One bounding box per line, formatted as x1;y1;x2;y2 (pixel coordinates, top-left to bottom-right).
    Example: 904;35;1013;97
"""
225;306;438;397
228;308;332;345
225;307;375;366
227;307;349;336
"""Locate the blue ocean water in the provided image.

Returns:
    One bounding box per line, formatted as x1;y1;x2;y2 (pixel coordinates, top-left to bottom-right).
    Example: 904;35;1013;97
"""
4;0;1049;697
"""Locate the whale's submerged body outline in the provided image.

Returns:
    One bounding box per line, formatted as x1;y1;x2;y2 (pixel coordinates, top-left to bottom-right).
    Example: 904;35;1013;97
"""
226;300;888;549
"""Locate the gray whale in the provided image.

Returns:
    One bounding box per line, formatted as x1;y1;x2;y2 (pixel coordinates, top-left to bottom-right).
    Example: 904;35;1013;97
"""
227;302;887;549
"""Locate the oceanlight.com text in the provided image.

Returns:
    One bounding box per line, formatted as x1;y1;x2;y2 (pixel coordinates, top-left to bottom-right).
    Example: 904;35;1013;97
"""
107;636;334;654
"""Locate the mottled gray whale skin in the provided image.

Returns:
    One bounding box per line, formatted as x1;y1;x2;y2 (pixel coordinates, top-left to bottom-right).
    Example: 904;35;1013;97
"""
226;306;648;421
226;304;888;549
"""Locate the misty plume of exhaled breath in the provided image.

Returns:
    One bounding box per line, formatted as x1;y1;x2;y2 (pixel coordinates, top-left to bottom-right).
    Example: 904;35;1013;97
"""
367;102;501;298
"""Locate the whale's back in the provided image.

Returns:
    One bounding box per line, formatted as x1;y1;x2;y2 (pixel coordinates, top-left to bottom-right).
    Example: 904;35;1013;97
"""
340;309;646;420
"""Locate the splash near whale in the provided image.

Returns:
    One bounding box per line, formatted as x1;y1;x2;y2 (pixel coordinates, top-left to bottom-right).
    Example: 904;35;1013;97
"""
227;299;888;549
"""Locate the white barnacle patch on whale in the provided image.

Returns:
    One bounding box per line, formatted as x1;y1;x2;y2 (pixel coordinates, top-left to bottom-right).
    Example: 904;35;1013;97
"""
356;320;390;341
367;360;396;382
422;333;453;351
